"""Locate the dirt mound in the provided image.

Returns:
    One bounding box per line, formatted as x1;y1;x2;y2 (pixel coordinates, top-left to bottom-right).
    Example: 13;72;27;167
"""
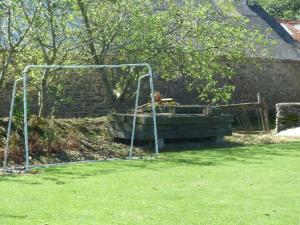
0;117;146;166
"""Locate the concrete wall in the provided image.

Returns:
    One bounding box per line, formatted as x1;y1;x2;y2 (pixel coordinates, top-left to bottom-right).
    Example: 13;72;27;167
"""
1;59;300;118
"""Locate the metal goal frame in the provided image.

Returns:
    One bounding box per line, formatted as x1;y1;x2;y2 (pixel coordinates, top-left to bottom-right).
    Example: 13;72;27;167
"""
3;63;159;173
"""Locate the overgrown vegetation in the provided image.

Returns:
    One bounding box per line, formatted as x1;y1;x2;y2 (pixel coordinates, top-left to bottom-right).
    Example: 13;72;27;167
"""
1;116;299;167
0;117;146;167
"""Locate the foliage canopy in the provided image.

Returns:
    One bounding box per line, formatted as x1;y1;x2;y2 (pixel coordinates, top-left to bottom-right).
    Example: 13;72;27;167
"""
252;0;300;20
0;0;268;115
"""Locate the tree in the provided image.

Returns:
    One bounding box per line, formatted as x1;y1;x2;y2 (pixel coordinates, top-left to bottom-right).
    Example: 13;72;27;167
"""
76;0;267;106
1;0;268;115
0;0;38;88
25;0;78;117
251;0;300;20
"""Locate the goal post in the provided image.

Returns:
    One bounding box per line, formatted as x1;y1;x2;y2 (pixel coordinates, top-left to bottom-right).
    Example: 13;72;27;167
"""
3;63;159;173
3;77;23;172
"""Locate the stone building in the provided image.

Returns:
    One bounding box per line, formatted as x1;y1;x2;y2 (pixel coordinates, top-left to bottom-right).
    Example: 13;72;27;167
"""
1;0;300;118
229;2;300;108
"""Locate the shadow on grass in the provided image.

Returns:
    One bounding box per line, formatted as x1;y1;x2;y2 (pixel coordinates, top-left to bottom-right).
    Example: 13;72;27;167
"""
0;214;27;219
160;139;244;153
1;142;300;185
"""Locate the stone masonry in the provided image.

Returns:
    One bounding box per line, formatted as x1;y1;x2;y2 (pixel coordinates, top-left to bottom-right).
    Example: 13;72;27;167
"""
276;103;300;132
1;59;300;118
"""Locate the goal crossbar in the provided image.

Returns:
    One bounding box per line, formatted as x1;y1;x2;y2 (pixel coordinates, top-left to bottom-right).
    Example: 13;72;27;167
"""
3;63;159;173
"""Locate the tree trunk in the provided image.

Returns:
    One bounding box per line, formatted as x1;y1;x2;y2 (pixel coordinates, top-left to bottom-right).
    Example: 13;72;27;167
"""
0;50;14;89
38;69;49;118
77;0;117;110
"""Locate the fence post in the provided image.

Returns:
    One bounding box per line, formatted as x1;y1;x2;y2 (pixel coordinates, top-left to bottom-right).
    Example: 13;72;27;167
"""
257;93;270;132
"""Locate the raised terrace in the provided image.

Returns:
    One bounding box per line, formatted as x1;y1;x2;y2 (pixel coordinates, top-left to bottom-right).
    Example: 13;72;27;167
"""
108;105;234;147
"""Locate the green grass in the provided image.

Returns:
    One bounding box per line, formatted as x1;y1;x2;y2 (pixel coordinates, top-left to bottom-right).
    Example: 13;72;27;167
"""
1;143;300;225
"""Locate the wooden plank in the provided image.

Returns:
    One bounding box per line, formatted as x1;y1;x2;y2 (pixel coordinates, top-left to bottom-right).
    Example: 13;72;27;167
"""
262;99;270;131
174;105;205;114
257;93;266;131
109;128;232;140
111;122;232;132
214;103;260;110
110;120;231;128
108;113;233;125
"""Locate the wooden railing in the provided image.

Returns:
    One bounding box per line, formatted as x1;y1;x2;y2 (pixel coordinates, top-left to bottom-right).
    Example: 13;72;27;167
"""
213;93;270;131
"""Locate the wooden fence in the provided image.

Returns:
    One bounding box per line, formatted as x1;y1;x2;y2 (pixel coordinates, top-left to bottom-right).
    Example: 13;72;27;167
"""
213;93;270;132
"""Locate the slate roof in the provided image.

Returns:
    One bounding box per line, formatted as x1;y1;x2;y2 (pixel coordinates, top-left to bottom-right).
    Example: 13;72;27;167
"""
236;1;300;61
186;0;300;61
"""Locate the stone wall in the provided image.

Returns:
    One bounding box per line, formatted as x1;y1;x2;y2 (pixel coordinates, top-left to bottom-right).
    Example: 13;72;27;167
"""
230;59;300;109
0;72;112;118
1;59;300;118
276;103;300;132
0;72;200;118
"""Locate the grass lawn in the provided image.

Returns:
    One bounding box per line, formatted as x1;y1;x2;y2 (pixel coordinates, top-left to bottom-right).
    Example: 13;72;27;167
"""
1;142;300;225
